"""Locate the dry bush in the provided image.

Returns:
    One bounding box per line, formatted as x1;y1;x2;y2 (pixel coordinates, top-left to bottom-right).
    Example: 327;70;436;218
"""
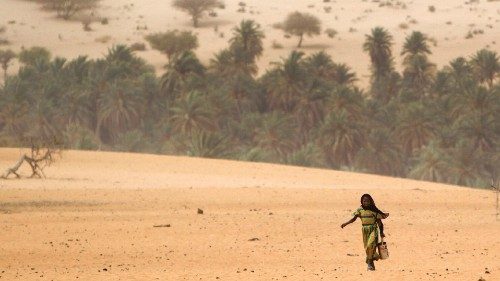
40;0;101;20
325;28;338;38
130;42;146;51
398;23;409;29
95;35;112;43
271;41;283;49
1;139;62;179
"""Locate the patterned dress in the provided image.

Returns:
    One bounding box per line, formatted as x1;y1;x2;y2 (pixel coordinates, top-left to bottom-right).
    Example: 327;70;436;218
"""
352;207;384;263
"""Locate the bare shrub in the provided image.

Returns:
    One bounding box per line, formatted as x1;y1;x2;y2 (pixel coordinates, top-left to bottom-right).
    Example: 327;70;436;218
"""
271;41;283;49
325;28;338;38
1;139;61;179
130;42;146;51
41;0;101;20
95;35;112;43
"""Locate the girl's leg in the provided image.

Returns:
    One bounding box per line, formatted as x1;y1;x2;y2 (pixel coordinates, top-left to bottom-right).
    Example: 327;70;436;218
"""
363;226;379;269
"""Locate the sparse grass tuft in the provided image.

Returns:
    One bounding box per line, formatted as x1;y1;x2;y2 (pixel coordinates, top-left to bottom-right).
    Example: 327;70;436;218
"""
399;23;409;29
95;35;112;43
271;41;283;49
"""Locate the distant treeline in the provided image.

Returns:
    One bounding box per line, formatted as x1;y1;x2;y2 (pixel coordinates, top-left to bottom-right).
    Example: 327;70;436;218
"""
0;22;498;188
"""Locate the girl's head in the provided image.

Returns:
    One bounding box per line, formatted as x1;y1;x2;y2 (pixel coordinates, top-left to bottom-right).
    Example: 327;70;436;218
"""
360;194;386;216
360;194;374;208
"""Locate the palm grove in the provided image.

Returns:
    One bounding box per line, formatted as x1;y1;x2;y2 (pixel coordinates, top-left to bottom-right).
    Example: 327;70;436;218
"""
0;19;498;188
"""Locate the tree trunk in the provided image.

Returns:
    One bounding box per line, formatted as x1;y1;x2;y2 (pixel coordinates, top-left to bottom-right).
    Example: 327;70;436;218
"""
2;65;6;82
193;16;198;28
297;34;304;48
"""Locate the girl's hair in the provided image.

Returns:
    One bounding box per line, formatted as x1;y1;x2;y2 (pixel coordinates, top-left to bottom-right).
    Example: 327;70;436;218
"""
360;194;385;215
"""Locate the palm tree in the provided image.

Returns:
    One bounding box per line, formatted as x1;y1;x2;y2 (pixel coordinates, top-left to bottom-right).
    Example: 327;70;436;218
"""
303;51;336;79
470;49;499;88
402;54;436;98
208;48;258;118
97;81;142;142
456;111;497;153
354;129;404;176
264;51;307;112
57;88;92;128
401;31;431;63
332;63;357;86
395;102;436;155
449;80;497;120
0;49;16;81
65;55;91;83
317;110;365;168
285;143;322;167
448;140;487;186
209;49;236;77
363;27;394;79
0;101;29;139
63;122;99;150
408;141;450;182
169;91;215;134
328;86;365;122
254;112;295;158
185;130;230;158
161;51;205;101
229;20;265;75
294;82;329;145
104;45;152;80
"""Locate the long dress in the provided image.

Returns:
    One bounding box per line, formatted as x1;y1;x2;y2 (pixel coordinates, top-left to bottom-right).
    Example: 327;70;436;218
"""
352;207;384;263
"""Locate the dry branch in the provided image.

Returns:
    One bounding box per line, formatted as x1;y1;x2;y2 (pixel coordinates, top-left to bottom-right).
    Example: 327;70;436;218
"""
1;145;60;179
1;155;25;179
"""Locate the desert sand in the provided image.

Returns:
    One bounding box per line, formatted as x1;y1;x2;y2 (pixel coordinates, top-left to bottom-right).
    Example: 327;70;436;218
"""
1;0;499;86
0;148;499;280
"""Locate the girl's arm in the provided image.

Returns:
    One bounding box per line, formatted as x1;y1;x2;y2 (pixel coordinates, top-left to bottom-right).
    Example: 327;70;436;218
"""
340;216;357;228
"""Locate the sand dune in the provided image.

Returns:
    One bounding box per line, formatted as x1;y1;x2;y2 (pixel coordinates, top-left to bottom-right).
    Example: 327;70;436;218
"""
1;0;499;86
0;148;499;280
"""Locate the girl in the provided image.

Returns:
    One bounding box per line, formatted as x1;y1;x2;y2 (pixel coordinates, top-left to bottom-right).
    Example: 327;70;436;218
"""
341;194;389;271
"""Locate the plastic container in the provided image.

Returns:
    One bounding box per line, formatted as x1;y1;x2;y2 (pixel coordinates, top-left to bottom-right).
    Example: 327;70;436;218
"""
378;239;389;260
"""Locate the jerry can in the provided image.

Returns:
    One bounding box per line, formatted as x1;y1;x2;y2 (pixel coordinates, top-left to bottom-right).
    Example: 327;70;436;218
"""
378;238;389;260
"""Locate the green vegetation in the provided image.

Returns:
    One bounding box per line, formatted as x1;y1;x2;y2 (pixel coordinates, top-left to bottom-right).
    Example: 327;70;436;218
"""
0;23;498;188
145;30;198;62
0;49;16;81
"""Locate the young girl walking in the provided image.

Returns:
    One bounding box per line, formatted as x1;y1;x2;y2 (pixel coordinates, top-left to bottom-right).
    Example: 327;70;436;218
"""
341;194;389;271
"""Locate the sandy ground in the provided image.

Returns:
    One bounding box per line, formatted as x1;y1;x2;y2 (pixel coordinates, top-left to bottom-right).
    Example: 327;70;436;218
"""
1;0;499;86
0;148;499;280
